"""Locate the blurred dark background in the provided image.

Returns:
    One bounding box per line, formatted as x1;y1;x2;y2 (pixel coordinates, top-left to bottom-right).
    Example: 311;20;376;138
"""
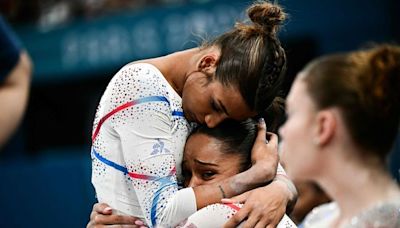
0;0;399;227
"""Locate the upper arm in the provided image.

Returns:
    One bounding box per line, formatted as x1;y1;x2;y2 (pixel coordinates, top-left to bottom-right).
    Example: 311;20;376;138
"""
114;99;180;226
0;52;32;148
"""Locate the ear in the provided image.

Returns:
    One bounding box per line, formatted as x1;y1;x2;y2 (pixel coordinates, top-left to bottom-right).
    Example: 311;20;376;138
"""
198;53;219;76
314;110;336;146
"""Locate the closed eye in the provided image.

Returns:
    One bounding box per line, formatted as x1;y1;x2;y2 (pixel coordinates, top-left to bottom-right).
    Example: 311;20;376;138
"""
210;99;222;113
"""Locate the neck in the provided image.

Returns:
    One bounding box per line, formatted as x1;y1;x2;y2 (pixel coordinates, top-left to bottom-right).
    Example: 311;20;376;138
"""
316;147;400;225
145;48;202;96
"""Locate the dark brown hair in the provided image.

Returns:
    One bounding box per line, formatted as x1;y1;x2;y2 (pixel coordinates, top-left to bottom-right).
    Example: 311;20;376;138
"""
187;94;286;172
189;119;257;172
302;44;400;160
204;1;287;113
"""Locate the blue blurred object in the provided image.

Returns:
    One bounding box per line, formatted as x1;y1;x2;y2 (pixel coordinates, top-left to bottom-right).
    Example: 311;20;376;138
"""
0;16;22;81
0;150;96;228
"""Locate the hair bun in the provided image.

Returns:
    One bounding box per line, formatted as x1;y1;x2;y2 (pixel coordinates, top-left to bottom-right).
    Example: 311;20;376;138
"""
247;1;286;34
368;45;400;105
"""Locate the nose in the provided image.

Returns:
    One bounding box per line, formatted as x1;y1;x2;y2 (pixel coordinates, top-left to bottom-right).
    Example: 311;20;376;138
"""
188;176;204;188
204;113;226;128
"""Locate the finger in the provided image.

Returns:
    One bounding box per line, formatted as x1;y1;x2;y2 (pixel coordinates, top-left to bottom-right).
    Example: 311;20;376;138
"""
242;211;261;228
90;211;96;221
258;118;267;131
89;207;113;221
224;206;250;228
266;132;278;147
94;203;113;215
221;198;234;204
221;192;249;204
254;217;273;228
255;118;267;144
261;212;284;228
94;214;137;225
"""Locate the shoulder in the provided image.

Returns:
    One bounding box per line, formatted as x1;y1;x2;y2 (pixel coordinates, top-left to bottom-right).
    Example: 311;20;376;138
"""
105;62;171;100
354;198;400;227
303;202;338;228
114;63;169;92
119;62;164;81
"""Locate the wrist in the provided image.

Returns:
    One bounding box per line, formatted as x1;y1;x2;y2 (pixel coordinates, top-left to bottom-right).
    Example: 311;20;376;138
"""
271;178;291;198
228;164;271;195
272;175;298;213
253;160;278;182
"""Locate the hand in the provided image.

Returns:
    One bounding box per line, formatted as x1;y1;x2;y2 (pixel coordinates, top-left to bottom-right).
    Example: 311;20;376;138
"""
222;181;288;228
249;118;279;182
87;203;147;228
251;119;278;164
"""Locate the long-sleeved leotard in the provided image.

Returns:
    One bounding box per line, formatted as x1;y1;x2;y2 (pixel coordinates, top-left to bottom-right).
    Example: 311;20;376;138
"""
91;63;197;227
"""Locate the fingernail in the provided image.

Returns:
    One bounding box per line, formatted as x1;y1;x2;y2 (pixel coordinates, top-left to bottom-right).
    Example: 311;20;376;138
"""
135;220;144;226
258;118;266;128
104;207;112;212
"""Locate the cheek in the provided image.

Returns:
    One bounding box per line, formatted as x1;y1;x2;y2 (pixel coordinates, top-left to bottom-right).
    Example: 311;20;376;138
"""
281;119;314;180
182;87;202;110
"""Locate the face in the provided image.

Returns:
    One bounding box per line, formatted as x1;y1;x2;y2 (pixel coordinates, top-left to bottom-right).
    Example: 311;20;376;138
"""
279;75;320;181
182;73;256;128
182;133;242;187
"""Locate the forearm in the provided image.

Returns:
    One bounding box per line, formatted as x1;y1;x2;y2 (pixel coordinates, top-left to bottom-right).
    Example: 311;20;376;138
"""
193;161;277;209
194;121;280;210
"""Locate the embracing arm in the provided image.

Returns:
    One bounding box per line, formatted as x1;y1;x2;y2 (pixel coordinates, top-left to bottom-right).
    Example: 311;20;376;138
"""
120;119;276;226
193;118;279;209
223;158;298;228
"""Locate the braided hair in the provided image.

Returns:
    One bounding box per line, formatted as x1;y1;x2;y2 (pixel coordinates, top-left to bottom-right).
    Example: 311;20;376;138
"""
203;1;287;113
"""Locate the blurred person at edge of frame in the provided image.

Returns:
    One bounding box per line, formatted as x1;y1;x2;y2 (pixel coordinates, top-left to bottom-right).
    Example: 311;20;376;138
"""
0;16;32;151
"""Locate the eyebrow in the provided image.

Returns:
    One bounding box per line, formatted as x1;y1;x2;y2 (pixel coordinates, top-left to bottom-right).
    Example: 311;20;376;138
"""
194;159;218;167
217;99;230;116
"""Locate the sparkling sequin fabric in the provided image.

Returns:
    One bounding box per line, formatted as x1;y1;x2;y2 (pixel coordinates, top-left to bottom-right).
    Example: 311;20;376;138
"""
304;199;400;228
